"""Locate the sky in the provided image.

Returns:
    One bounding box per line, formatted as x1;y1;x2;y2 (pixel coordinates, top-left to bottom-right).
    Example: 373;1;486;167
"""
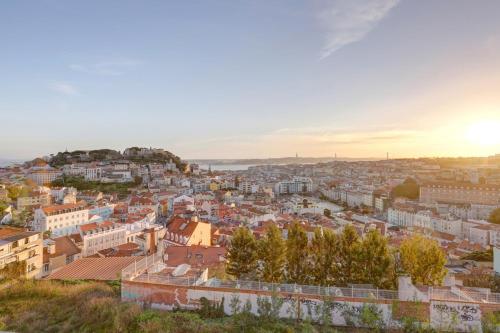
1;0;500;160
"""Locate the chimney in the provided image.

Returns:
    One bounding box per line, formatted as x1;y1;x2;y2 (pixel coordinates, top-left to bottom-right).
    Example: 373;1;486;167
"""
47;242;56;254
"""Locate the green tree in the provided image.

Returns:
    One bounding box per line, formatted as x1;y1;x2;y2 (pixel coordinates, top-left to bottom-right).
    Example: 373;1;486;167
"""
337;225;361;286
7;186;25;201
310;228;339;286
488;208;500;224
391;178;420;200
0;201;8;214
285;222;309;284
257;224;286;283
226;227;258;279
400;234;447;286
357;230;395;288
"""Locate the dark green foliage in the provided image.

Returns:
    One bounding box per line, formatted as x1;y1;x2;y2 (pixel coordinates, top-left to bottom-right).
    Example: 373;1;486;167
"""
198;296;225;319
48;147;185;171
0;279;348;333
488;208;500;224
482;311;500;333
391;178;419;200
256;292;284;322
336;225;361;286
310;228;339;286
258;224;286;283
0;260;26;279
460;248;493;262
52;176;137;198
286;222;310;284
226;227;258;279
356;230;395;289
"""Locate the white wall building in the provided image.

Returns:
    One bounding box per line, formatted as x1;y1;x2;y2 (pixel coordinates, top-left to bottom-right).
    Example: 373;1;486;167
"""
33;202;89;236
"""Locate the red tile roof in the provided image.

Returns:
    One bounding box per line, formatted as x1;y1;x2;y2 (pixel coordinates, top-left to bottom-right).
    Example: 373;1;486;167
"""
47;256;142;280
42;201;87;215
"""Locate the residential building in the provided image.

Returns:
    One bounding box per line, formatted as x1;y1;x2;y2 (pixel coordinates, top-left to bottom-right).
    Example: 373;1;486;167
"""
164;216;211;246
78;221;127;257
42;236;81;277
33;201;89;236
17;191;51;211
274;177;313;195
420;182;500;205
0;226;43;278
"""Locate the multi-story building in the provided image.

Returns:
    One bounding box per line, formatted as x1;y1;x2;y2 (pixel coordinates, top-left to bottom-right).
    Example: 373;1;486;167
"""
41;236;81;277
27;169;61;185
164;216;211;246
0;226;43;278
420;182;500;205
274;177;313;195
78;221;127;257
17;191;51;211
84;167;102;181
239;181;258;194
33;201;89;236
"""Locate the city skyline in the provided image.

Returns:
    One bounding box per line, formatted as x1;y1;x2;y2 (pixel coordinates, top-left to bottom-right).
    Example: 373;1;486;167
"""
1;0;500;160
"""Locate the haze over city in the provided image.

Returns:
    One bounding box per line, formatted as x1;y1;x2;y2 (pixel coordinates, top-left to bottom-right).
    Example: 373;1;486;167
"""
1;0;500;160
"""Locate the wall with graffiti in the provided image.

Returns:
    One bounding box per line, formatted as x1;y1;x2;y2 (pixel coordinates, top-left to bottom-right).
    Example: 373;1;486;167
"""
122;280;498;332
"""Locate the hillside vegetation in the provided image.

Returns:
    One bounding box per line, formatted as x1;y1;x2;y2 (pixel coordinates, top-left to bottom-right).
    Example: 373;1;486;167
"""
47;147;185;171
0;279;342;333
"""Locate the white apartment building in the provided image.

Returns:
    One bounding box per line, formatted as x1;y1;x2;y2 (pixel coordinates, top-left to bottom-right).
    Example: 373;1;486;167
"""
85;167;102;181
33;202;89;236
62;164;86;176
28;169;61;185
274;177;313;195
79;221;127;257
239;181;259;194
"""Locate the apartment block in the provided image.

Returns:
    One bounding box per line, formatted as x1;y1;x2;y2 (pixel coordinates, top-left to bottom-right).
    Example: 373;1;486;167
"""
33;201;89;236
0;226;43;278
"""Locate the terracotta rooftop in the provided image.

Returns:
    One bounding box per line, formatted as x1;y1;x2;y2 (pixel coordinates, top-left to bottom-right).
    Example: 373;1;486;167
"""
79;220;115;234
96;242;143;257
47;256;142;280
166;216;208;238
165;245;227;268
41;201;87;216
43;236;81;263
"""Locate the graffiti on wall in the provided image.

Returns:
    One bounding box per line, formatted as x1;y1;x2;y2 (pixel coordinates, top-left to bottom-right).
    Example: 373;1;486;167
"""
430;301;481;332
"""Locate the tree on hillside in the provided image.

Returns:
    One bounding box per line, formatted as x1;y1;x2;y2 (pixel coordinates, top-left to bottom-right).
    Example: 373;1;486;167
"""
357;230;395;289
285;222;309;284
391;178;419;200
257;224;286;283
336;225;361;286
310;228;339;286
489;208;500;224
226;227;258;279
399;234;447;286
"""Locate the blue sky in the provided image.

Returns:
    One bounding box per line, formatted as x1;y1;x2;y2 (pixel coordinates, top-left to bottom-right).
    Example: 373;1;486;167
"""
1;0;500;160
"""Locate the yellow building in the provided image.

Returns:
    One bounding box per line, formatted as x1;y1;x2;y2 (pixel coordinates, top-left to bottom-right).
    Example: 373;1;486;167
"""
209;182;220;191
165;216;211;246
0;226;43;278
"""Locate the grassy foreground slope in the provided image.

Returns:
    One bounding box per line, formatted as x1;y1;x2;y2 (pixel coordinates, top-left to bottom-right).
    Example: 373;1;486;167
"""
0;279;342;333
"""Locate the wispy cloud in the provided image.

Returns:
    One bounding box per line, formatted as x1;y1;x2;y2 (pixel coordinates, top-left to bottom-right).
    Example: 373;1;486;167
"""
266;126;421;145
318;0;400;59
49;81;79;96
69;58;142;76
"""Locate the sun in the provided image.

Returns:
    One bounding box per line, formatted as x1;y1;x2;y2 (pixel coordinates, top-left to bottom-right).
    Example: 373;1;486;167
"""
466;120;500;146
